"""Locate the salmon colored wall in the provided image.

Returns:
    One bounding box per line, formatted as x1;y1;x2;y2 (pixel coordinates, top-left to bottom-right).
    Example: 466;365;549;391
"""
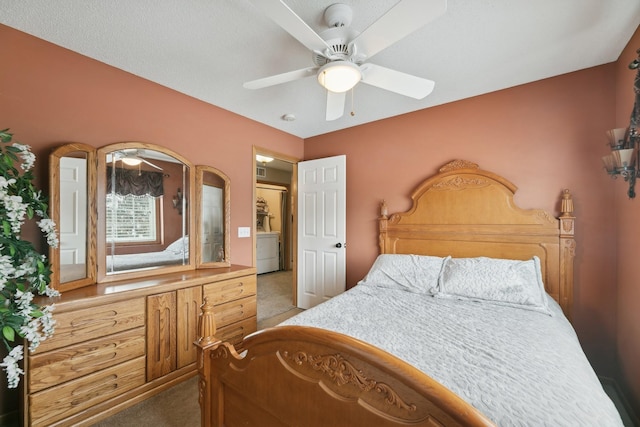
0;24;304;268
614;26;640;415
305;66;619;379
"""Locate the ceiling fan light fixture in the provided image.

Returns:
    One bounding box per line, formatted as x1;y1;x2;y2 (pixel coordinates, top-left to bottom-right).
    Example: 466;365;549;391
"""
256;155;274;163
121;157;143;166
317;61;361;93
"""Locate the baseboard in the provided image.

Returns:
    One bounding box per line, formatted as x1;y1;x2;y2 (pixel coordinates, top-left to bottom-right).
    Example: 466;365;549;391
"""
600;376;640;427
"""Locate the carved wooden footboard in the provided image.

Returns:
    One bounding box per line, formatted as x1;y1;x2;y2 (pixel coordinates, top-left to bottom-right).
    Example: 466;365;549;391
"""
194;298;495;427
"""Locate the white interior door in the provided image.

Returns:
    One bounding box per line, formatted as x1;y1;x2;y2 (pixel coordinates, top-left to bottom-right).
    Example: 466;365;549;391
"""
59;157;87;265
297;155;346;309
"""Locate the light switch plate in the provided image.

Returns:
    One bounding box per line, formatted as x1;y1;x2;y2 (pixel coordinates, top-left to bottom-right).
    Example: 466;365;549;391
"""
238;227;251;238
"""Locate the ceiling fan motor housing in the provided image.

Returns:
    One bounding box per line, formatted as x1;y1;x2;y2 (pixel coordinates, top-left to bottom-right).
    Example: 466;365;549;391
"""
314;26;360;66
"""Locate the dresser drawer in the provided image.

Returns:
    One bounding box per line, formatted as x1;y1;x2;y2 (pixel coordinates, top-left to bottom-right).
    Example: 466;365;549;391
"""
29;356;146;427
36;298;146;353
28;327;145;393
203;275;256;305
214;296;257;329
216;316;257;349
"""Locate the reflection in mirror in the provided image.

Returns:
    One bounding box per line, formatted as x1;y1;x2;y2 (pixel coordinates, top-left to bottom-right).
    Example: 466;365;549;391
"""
101;146;191;277
51;142;232;286
201;184;223;262
196;166;230;268
49;143;96;292
60;155;88;280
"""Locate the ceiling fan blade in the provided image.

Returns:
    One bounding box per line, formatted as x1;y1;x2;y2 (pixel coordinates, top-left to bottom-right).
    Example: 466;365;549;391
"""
326;91;346;121
244;66;318;89
351;0;447;59
141;158;162;170
360;63;435;99
248;0;331;53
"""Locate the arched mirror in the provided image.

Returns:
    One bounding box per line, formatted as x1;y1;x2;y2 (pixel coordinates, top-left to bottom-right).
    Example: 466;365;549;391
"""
96;142;194;282
49;141;231;287
195;165;230;268
49;143;96;292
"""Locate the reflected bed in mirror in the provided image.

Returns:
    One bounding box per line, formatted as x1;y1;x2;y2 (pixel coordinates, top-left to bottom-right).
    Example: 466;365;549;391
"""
105;235;189;272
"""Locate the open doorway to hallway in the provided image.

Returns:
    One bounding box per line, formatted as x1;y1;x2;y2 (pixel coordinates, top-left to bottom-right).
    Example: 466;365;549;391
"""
254;148;300;328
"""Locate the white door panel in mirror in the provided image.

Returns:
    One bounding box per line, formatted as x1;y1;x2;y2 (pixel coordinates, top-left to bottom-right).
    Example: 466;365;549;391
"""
59;156;88;282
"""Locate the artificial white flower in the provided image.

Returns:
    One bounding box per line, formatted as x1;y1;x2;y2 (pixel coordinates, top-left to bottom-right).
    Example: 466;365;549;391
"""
12;143;35;171
21;320;41;352
15;289;35;317
44;286;60;298
0;346;24;389
39;305;56;337
37;218;59;248
3;194;27;234
0;176;16;190
0;251;16;291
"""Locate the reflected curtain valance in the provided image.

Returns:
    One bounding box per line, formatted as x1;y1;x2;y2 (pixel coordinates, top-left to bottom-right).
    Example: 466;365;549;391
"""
106;166;164;197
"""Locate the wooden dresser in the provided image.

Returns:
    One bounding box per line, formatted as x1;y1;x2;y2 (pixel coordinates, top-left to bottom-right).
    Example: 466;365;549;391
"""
23;266;256;427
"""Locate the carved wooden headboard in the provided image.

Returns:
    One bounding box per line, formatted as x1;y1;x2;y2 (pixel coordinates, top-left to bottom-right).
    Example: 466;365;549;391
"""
378;160;576;320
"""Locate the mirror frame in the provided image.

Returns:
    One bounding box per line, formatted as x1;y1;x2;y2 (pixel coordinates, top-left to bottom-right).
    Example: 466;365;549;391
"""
96;142;196;283
49;143;97;292
195;165;231;268
50;141;232;289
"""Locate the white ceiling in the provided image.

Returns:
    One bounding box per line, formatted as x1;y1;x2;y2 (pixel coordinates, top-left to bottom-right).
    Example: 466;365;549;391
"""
1;1;638;139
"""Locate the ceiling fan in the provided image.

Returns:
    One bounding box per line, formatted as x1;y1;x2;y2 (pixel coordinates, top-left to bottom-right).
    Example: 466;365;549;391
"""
243;0;447;121
112;150;163;170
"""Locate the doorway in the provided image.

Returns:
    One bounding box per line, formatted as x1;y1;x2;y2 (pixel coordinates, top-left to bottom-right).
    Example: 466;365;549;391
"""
254;147;299;328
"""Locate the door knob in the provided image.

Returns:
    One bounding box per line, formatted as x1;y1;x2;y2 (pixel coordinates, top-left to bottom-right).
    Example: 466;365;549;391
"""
335;243;342;248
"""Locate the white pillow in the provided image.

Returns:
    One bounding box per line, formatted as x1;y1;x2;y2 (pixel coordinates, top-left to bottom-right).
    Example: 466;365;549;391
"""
166;235;189;254
437;256;552;315
358;254;445;295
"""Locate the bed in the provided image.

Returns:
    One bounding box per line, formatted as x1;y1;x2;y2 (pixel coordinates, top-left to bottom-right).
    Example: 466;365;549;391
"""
194;160;623;426
105;236;188;272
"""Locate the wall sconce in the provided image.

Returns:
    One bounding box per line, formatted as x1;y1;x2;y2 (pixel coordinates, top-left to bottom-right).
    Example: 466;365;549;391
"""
602;127;639;198
172;188;184;215
602;49;640;199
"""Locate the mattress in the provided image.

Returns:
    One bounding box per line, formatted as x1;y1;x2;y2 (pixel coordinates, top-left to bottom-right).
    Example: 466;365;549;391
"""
105;250;186;272
280;284;623;426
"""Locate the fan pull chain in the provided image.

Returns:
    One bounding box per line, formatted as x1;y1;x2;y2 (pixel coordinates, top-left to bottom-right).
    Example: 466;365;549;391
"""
350;87;355;116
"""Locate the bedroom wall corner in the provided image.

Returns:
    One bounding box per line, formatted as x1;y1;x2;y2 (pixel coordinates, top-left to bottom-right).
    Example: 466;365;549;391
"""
614;24;640;417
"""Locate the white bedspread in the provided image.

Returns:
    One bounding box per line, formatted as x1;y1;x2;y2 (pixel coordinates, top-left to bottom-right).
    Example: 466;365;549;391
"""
280;285;623;426
105;250;186;272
